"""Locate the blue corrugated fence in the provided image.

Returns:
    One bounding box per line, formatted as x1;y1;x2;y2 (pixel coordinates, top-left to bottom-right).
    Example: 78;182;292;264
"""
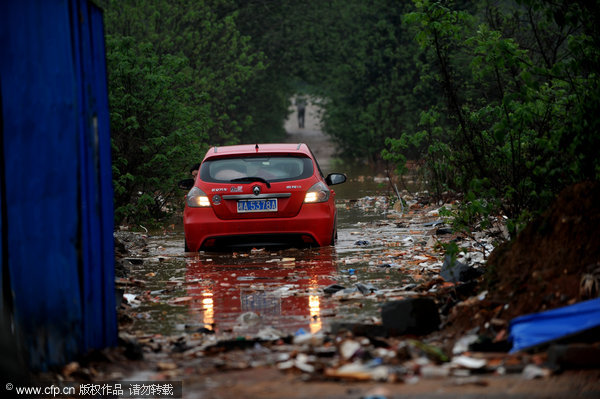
0;0;116;370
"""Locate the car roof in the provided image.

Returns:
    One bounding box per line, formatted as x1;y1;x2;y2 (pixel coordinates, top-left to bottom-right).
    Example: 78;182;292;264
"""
203;143;312;161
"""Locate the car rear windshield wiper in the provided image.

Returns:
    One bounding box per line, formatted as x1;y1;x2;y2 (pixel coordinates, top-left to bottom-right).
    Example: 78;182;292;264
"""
230;176;271;188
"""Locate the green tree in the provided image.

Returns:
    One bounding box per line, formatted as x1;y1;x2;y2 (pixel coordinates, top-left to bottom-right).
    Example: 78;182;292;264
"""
107;36;208;225
315;0;423;165
384;0;600;237
102;0;266;224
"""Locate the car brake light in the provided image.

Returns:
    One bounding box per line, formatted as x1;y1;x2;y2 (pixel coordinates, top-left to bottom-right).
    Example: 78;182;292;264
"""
304;182;330;203
187;187;211;207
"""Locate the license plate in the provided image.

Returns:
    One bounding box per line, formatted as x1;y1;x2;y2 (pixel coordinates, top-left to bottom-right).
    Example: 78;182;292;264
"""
237;198;277;213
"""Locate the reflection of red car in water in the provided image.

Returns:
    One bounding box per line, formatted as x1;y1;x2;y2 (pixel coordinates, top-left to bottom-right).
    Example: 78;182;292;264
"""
185;249;338;334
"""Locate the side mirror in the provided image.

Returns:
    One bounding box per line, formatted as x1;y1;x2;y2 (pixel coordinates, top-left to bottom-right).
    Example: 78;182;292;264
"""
178;178;195;190
325;173;347;186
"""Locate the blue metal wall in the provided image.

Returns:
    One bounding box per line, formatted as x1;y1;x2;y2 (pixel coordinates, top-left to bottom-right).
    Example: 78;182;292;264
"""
0;0;116;370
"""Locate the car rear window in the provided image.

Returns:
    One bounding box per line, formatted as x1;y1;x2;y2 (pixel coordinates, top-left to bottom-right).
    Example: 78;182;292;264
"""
200;156;314;183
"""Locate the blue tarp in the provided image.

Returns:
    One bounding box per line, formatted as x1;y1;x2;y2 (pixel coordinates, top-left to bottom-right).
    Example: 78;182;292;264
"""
509;297;600;352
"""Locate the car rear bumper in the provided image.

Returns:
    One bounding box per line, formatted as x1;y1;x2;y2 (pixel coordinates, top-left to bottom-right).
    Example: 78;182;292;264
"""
184;204;335;251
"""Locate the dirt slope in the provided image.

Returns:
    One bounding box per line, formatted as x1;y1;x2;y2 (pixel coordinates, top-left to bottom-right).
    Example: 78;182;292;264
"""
446;181;600;334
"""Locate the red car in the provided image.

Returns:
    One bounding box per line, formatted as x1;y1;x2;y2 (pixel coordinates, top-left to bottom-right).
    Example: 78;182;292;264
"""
181;143;346;251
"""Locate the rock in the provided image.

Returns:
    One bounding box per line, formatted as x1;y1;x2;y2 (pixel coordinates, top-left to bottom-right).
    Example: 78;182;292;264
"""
547;344;600;370
440;255;483;283
118;333;144;360
381;298;440;336
114;258;131;278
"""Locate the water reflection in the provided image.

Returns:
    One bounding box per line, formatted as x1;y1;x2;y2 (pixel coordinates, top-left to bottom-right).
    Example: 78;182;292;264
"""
201;292;214;328
185;247;338;335
308;290;322;333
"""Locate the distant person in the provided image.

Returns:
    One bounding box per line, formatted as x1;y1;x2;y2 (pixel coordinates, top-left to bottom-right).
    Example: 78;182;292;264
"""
295;96;307;128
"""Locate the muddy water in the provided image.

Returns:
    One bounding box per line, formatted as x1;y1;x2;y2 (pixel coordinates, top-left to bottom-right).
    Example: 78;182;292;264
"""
122;169;442;338
122;194;421;337
120;101;435;338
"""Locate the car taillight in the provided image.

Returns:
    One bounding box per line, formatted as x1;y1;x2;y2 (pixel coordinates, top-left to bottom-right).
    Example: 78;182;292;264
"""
187;187;211;207
304;182;330;203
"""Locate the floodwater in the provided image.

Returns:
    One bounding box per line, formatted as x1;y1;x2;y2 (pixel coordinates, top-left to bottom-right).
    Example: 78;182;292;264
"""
121;179;421;338
119;98;437;338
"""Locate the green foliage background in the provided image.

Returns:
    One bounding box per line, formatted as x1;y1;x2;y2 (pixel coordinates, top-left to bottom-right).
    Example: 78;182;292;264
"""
101;0;599;231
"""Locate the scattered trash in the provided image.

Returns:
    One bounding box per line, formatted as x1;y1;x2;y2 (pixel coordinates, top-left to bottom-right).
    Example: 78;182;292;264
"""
236;312;262;327
257;326;285;341
168;296;193;304
323;284;346;294
123;293;140;307
522;364;552;379
293;331;325;346
339;339;361;359
452;334;479;355
355;282;377;295
104;190;599;393
423;219;444;227
451;355;487;369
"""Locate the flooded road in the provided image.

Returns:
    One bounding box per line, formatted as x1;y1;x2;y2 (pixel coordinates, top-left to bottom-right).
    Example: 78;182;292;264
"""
118;98;447;340
116;97;439;336
117;185;454;345
122;195;411;333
